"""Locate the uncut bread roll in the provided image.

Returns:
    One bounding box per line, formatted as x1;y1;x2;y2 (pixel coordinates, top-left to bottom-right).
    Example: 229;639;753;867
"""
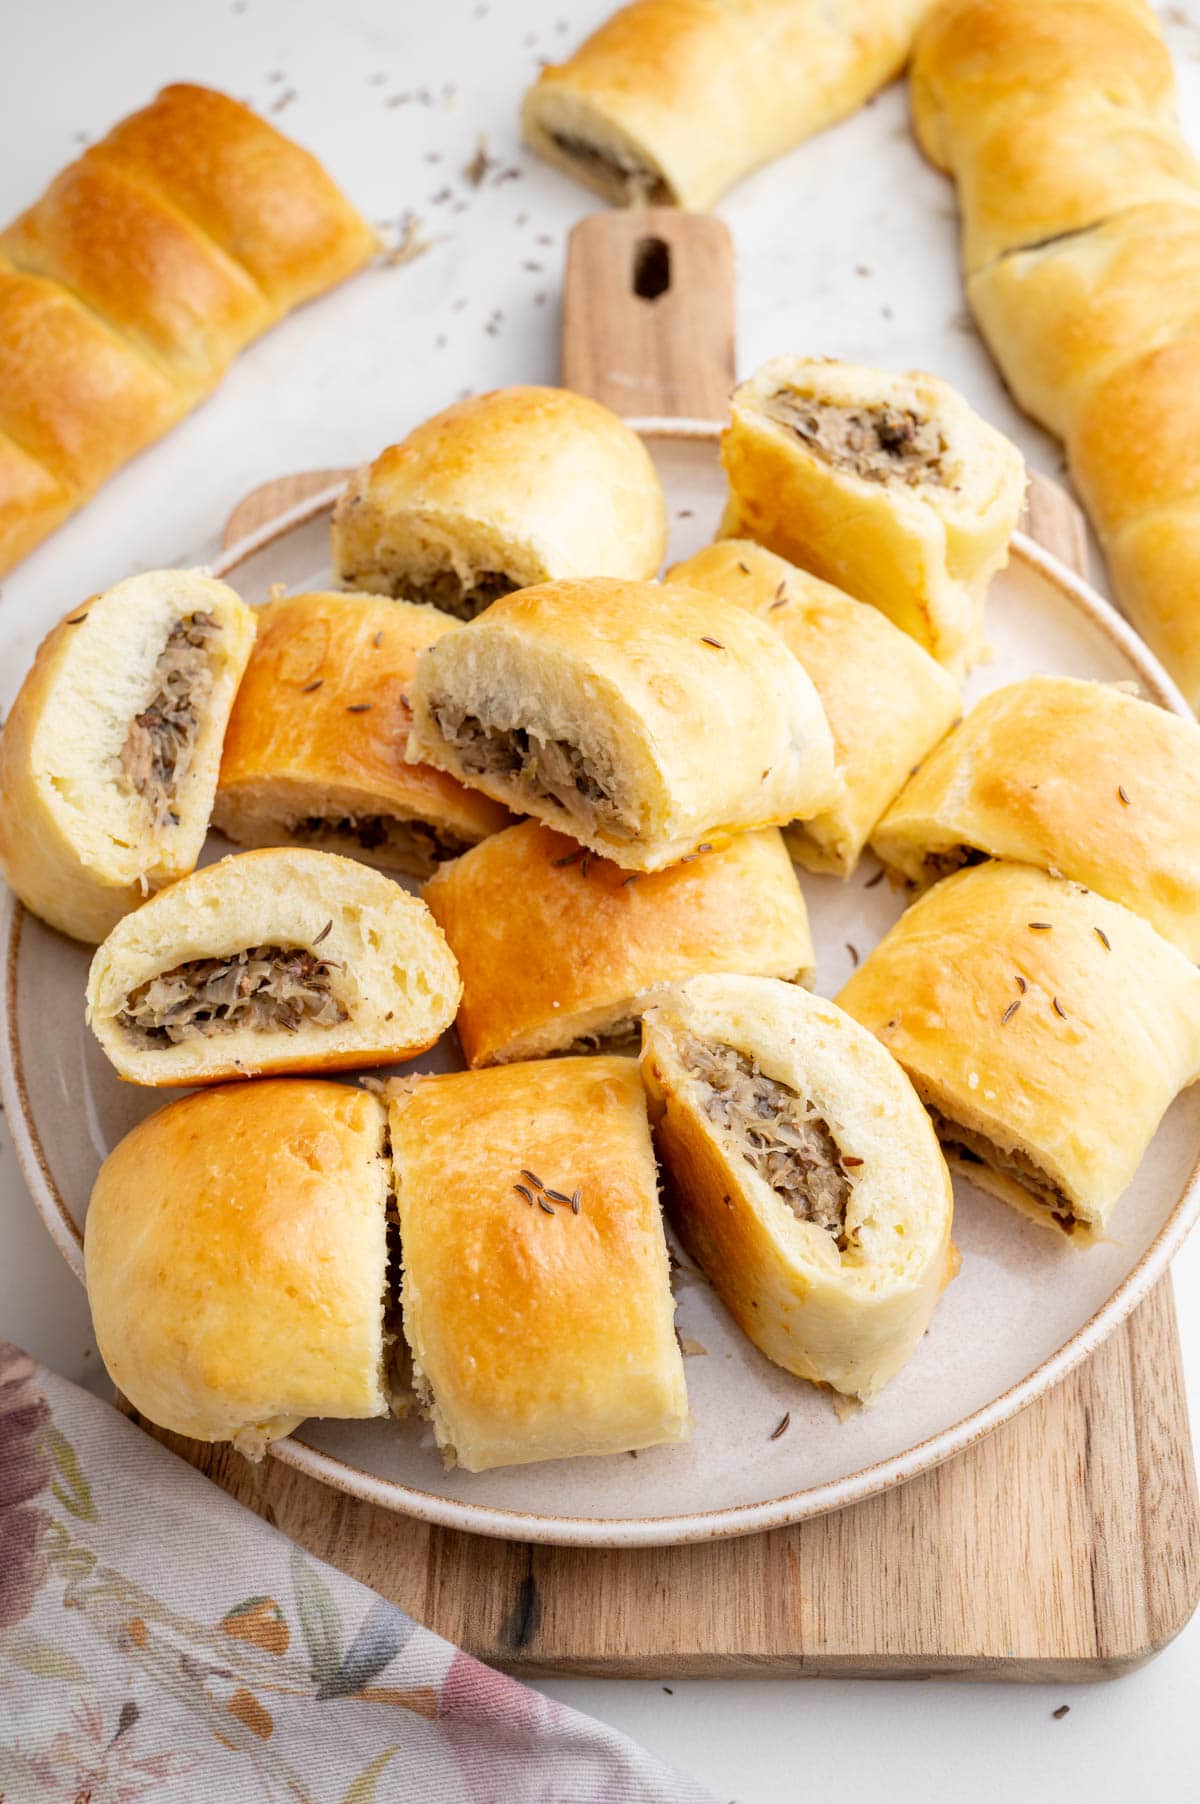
871;676;1200;959
406;576;837;872
910;2;1200;707
387;1057;689;1471
640;975;956;1402
86;848;461;1086
839;862;1200;1242
0;84;376;577
331;388;667;617
0;571;255;944
667;540;961;875
720;355;1025;673
84;1080;393;1453
423;821;813;1066
521;0;935;211
213;590;510;879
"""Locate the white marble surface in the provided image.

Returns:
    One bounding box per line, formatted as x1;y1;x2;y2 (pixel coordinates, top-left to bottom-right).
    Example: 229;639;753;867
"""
2;1;1200;1797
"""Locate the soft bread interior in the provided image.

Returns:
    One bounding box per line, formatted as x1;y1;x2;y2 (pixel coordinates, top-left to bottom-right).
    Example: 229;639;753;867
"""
214;774;478;880
32;570;255;888
86;847;461;1084
520;87;676;205
333;496;545;619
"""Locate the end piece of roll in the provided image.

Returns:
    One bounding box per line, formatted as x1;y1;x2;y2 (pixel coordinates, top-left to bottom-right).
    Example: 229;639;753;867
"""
86;847;461;1085
0;569;256;943
720;354;1026;674
640;974;956;1402
331;387;667;616
84;1080;393;1453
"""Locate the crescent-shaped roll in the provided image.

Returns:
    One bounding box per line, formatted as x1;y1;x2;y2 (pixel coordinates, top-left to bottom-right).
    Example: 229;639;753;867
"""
213;591;511;879
910;2;1200;708
0;570;256;944
0;84;376;577
387;1057;689;1471
331;387;667;617
719;355;1025;674
406;576;837;872
640;975;956;1402
521;1;934;211
84;1080;392;1454
666;540;961;875
422;820;814;1066
838;862;1200;1242
871;676;1200;958
85;848;461;1086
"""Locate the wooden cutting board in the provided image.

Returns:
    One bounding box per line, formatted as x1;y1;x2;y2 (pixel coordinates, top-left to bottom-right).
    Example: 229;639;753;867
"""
133;211;1200;1678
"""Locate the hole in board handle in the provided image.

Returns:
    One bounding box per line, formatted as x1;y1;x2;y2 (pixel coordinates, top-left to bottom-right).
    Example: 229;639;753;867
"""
632;236;671;302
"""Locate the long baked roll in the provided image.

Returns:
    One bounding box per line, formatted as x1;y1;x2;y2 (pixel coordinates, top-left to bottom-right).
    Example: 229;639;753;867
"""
85;848;460;1086
910;2;1200;707
406;576;837;871
84;1080;394;1453
871;676;1200;958
521;1;936;211
423;820;813;1066
331;388;667;617
0;84;375;577
838;862;1200;1241
720;355;1025;674
667;540;961;875
387;1057;689;1471
213;590;510;879
0;570;256;943
640;975;956;1401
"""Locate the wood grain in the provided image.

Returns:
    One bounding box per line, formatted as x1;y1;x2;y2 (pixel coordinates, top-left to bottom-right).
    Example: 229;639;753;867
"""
142;450;1200;1681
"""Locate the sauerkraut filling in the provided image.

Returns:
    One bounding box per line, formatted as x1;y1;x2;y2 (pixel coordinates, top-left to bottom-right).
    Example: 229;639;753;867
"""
926;1108;1080;1234
547;130;671;204
562;1014;641;1056
288;812;471;878
681;1033;855;1249
119;612;222;829
764;391;949;489
401;568;519;621
431;701;635;838
118;943;348;1046
919;845;988;883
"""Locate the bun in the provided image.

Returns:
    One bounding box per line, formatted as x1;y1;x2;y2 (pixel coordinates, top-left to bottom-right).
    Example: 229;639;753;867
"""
331;387;667;616
640;974;956;1402
423;820;813;1065
387;1057;689;1470
213;590;511;878
84;1080;392;1453
406;575;837;872
0;570;255;943
86;847;461;1086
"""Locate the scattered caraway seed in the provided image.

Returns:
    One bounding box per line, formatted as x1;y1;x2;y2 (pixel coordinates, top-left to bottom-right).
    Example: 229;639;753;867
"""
770;1413;791;1441
571;1189;581;1214
580;852;593;878
313;920;333;945
347;703;372;713
1028;921;1052;931
770;583;788;608
543;1188;572;1205
846;942;859;966
521;1169;544;1189
737;560;750;575
553;848;582;867
373;630;383;648
1118;785;1131;805
1001;999;1021;1025
1015;974;1027;992
382;213;443;268
65;613;88;625
463;134;495;186
677;507;693;518
1052;996;1068;1019
700;636;725;649
865;867;885;888
514;1184;536;1205
697;843;713;853
538;1197;556;1215
663;1685;673;1694
1095;926;1111;950
301;678;324;693
1052;1705;1070;1720
621;873;639;886
270;88;297;114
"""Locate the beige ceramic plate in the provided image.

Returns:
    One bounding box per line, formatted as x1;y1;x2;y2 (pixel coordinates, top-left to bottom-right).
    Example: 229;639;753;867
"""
4;428;1199;1548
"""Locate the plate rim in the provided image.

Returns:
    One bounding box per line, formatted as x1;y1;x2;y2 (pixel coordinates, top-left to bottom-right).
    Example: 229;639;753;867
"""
4;433;1197;1547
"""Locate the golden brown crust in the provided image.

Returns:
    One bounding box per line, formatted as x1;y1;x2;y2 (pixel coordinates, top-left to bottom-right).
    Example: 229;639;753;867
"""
838;861;1200;1238
214;591;511;875
422;820;813;1065
0;84;376;578
387;1057;689;1470
84;1080;391;1448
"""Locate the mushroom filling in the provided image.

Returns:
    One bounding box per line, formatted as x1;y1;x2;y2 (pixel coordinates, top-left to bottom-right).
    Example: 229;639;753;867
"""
681;1034;855;1248
118;943;348;1046
926;1109;1079;1234
547;130;672;204
399;568;519;622
382;1150;411;1418
119;612;222;829
431;701;635;838
763;392;950;489
289;812;471;878
920;845;989;883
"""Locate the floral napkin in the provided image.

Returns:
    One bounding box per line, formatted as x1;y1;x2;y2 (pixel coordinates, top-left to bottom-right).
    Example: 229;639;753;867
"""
0;1341;719;1803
